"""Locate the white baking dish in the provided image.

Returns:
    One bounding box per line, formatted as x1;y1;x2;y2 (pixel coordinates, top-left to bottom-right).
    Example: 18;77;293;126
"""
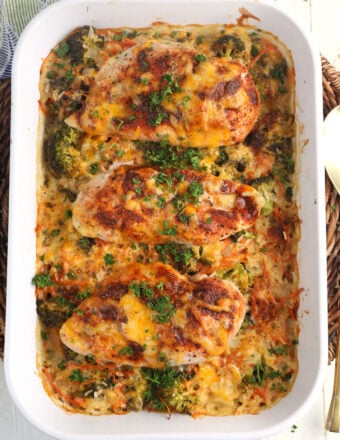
5;0;327;438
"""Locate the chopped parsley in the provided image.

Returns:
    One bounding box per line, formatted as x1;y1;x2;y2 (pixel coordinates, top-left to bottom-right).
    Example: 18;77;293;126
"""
194;53;207;62
129;281;154;299
147;73;182;126
268;345;290;355
142;366;184;410
76;288;91;300
69;369;84;383
242;360;285;388
58;360;66;370
104;253;115;266
54;41;70;58
118;346;134;356
150;111;167;127
147;294;175;324
66;269;76;279
155;242;193;267
142;137;203;170
77;236;95;252
158;221;178;236
32;272;54;288
129;281;175;323
89;162;99;175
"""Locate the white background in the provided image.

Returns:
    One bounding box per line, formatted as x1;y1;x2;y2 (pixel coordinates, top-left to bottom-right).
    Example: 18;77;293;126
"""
1;0;339;439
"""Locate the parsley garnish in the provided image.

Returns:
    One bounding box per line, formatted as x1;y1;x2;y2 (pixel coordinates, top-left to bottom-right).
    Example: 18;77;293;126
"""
89;162;99;175
268;345;289;355
77;236;95;252
76;288;91;300
142;366;183;410
155;242;193;267
129;281;154;299
242;360;284;388
194;53;207;62
147;295;175;324
188;181;204;200
32;272;54;288
147;73;182;126
142;138;203;170
69;369;84;383
158;221;177;236
150;112;167;127
54;41;70;58
104;253;115;266
129;281;175;324
118;346;134;356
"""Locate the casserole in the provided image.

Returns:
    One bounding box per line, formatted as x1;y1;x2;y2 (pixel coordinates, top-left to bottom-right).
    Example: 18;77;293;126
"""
5;0;327;438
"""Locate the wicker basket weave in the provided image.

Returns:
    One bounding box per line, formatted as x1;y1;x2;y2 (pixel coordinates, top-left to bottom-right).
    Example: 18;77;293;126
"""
0;58;339;360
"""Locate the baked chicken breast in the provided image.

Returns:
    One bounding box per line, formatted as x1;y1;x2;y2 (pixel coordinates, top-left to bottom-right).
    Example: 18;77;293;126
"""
66;40;260;147
72;166;262;246
60;262;246;368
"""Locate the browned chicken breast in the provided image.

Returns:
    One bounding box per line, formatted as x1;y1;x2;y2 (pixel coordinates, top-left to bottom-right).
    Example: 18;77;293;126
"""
60;263;246;368
66;40;260;147
72;166;262;246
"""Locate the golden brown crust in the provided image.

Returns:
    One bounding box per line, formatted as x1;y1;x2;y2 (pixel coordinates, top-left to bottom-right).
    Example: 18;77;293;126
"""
72;166;262;245
60;263;246;367
66;41;260;147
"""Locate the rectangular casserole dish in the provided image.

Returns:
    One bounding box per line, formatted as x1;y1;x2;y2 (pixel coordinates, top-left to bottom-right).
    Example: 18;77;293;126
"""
5;0;327;438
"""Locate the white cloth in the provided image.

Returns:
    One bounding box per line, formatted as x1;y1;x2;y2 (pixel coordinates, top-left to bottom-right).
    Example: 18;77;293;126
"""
0;0;58;78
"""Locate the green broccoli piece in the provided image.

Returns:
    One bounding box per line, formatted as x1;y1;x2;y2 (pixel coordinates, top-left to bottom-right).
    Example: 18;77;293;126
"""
36;296;76;328
142;366;195;414
162;375;196;413
45;125;82;176
211;34;246;58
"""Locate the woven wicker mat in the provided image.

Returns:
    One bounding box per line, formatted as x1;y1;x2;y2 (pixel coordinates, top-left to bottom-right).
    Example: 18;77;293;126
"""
0;58;339;361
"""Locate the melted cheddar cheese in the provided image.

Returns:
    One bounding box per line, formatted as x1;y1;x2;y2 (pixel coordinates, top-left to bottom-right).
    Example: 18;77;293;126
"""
35;20;300;417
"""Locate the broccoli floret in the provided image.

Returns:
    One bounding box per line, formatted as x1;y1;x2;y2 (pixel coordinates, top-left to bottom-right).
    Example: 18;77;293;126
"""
36;296;76;328
65;26;91;65
142;366;195;414
45;125;82;176
162;376;196;413
53;26;90;64
211;34;246;58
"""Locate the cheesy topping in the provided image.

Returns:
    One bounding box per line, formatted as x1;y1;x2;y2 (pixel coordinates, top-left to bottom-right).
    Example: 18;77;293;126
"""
35;21;300;417
72;166;262;246
66;41;260;147
60;262;246;368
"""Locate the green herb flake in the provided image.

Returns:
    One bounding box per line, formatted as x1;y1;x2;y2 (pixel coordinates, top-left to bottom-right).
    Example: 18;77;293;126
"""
58;360;66;370
64;69;75;82
40;330;48;341
118;346;134;356
76;288;91;300
147;295;175;324
104;253;115;266
89;162;99;175
195;53;207;62
65;209;72;219
129;281;154;299
182;95;191;107
159;221;178;236
32;272;54;288
69;369;84;383
66;269;76;279
113;33;123;41
54;41;70;58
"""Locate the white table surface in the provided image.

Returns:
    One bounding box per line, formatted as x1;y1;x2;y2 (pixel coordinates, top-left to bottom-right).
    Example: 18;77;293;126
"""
1;0;339;439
